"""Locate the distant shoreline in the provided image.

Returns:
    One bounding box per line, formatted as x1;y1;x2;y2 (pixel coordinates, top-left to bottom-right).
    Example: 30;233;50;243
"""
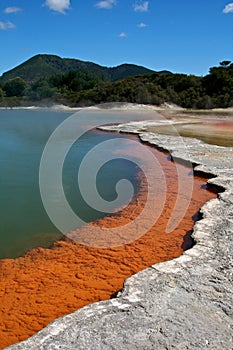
1;102;233;114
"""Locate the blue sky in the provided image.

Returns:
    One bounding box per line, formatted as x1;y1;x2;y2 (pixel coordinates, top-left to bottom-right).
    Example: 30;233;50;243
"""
0;1;232;76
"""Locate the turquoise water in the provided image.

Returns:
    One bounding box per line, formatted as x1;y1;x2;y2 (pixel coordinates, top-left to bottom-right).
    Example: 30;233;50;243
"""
0;108;157;259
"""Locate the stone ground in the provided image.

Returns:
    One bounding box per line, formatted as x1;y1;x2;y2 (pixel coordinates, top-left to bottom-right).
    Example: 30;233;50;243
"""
7;121;233;350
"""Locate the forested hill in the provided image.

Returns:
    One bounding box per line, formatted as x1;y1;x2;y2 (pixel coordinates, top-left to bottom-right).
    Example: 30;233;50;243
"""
0;54;154;83
0;57;232;109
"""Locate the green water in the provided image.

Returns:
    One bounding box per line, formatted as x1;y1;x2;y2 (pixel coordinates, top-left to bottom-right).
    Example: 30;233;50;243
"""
0;109;151;258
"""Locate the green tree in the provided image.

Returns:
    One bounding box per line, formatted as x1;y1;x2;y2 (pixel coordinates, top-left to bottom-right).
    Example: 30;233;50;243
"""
3;77;27;97
219;60;231;67
0;88;4;100
135;85;151;104
202;61;233;107
30;79;54;100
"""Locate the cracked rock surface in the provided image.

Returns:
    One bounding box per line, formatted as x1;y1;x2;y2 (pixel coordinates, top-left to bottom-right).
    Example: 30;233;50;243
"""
7;121;233;350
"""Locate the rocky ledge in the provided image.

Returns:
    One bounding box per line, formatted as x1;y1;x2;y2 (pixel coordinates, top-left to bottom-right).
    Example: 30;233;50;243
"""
7;121;233;350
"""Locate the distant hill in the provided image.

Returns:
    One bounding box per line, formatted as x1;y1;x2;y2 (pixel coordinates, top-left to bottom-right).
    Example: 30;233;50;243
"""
0;57;232;109
0;54;155;84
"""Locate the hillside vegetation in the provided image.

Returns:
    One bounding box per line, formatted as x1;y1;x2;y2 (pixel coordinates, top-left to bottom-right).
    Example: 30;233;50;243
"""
0;54;154;84
0;56;232;109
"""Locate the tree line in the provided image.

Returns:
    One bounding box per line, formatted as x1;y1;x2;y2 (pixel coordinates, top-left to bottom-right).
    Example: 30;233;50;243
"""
0;61;232;109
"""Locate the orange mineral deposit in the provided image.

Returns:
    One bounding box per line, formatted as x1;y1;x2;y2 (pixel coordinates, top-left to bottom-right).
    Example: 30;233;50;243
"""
0;142;217;349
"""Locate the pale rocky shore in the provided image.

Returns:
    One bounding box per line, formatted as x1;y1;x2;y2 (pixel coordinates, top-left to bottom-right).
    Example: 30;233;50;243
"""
6;118;233;350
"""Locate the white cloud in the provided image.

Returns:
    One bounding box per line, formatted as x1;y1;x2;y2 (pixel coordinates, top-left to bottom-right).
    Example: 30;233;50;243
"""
44;0;70;14
119;32;127;37
4;7;22;14
95;0;117;9
223;3;233;13
0;21;15;30
133;1;149;12
137;22;147;28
